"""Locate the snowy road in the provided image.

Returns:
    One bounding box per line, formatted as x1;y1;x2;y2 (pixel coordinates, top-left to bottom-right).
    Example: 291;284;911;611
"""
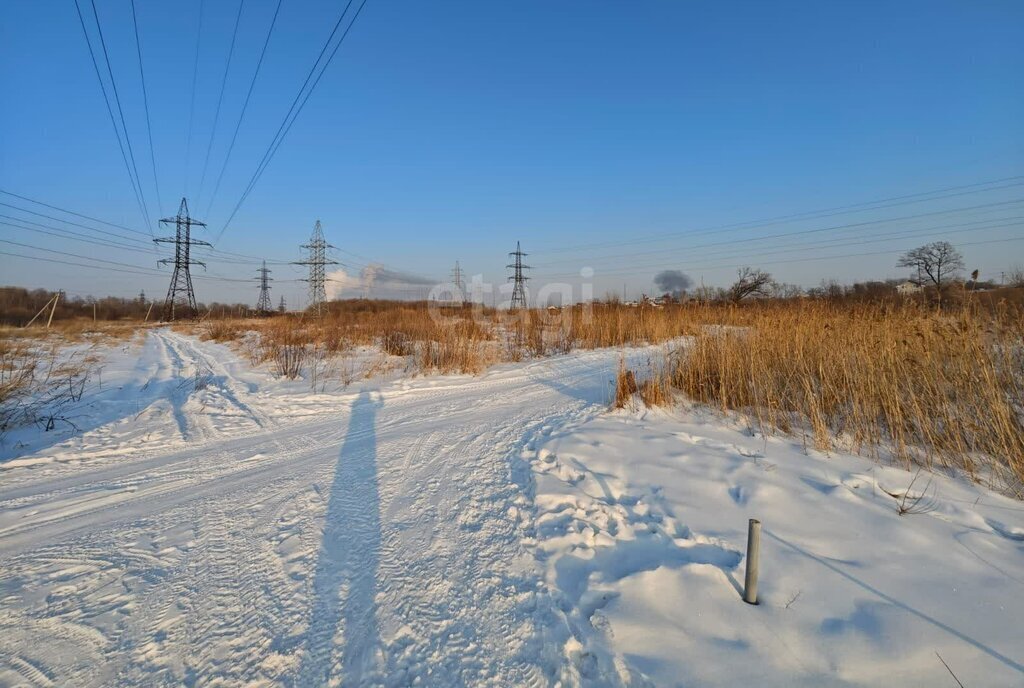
0;330;634;686
4;330;1023;687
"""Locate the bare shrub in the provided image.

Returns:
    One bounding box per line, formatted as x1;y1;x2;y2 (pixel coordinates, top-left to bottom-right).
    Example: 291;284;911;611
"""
381;331;412;357
0;339;97;437
639;363;671;408
614;361;638;409
203;320;242;342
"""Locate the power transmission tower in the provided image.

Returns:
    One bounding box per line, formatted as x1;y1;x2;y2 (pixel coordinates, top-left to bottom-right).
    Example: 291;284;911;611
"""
278;295;286;313
451;260;465;305
255;260;273;315
507;241;530;310
155;197;209;321
292;220;338;316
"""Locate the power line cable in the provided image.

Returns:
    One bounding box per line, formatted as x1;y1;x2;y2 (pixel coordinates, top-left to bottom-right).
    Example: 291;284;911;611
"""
0;193;301;264
531;198;1024;268
0;189;151;236
87;0;152;233
217;0;368;241
0;250;262;286
2;238;172;272
0;190;420;277
0;201;158;245
0;218;155;253
657;216;1024;269
533;233;1024;282
0;250;162;278
239;0;369;208
684;236;1024;277
536;176;1024;256
196;0;247;208
72;0;151;236
184;0;207;197
129;0;163;218
0;240;258;284
533;214;1023;278
533;219;1023;280
205;0;284;218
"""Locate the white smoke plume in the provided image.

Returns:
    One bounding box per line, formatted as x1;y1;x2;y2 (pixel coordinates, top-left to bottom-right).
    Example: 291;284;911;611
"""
325;263;436;300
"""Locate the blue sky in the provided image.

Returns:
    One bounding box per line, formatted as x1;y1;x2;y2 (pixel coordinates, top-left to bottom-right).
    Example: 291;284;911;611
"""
1;0;1022;306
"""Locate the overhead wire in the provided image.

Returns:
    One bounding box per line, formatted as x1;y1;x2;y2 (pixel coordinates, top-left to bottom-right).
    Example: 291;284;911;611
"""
0;201;152;244
0;189;151;236
530;198;1024;268
205;0;284;219
531;218;1024;280
0;218;156;254
216;0;369;241
532;235;1024;282
1;239;258;284
71;0;151;236
0;193;300;264
184;0;207;198
530;215;1024;279
87;0;152;233
236;0;370;212
195;0;247;208
129;0;163;218
534;175;1024;256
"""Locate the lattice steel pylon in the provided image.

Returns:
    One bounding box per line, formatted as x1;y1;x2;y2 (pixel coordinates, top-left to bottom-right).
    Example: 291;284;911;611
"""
155;197;210;321
292;220;338;316
255;260;273;315
507;241;530;311
451;260;465;304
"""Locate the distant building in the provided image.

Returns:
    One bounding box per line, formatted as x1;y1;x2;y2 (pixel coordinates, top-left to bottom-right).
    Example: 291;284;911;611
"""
897;281;923;295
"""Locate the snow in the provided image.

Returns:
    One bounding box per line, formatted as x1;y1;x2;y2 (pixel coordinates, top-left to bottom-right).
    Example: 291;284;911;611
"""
529;407;1024;686
1;328;1022;686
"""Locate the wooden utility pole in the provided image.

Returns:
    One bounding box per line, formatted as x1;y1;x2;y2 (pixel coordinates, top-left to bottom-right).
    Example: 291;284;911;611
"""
24;294;56;328
46;291;62;328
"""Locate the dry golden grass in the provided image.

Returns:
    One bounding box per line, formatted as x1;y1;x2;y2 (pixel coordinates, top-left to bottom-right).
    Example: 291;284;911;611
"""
613;360;638;409
180;297;1023;492
668;300;1024;493
0;319;146;345
0;335;98;437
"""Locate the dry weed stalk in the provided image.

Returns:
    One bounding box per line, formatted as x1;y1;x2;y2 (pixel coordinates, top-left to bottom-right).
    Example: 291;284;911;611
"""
669;300;1024;490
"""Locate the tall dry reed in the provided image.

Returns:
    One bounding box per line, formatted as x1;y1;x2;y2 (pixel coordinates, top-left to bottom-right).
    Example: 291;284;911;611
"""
670;301;1024;492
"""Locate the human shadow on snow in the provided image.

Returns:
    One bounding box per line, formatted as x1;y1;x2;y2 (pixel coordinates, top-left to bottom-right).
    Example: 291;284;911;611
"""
295;390;384;686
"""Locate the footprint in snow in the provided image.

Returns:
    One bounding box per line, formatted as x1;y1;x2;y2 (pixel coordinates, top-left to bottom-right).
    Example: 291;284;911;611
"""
986;518;1024;541
728;485;748;505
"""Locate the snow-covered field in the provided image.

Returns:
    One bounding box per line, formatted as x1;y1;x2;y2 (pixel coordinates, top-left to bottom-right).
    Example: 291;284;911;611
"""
0;329;1022;686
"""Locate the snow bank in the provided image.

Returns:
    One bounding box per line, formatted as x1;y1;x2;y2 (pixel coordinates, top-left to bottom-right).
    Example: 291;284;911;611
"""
528;406;1024;686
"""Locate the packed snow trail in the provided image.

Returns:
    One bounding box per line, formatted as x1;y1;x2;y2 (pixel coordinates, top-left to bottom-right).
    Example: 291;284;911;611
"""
0;329;642;686
6;330;1022;686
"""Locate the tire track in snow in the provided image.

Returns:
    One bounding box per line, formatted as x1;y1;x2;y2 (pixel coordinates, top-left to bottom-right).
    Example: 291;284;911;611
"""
0;332;641;686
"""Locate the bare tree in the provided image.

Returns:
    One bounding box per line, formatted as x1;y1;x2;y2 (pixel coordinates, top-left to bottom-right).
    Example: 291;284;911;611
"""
770;282;804;299
1008;264;1024;288
729;267;773;303
897;242;964;290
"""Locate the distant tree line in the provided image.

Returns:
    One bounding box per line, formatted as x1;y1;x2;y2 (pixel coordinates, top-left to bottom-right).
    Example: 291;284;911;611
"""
0;287;252;326
634;242;1020;307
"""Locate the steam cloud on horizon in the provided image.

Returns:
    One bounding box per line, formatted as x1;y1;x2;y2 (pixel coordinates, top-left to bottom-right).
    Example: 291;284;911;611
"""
326;263;436;300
